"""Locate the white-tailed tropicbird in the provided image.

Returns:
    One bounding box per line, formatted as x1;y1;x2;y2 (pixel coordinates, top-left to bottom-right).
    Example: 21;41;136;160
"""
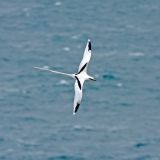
34;39;96;114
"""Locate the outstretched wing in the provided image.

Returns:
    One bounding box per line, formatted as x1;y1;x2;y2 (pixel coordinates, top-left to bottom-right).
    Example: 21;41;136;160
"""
78;39;92;74
73;77;85;114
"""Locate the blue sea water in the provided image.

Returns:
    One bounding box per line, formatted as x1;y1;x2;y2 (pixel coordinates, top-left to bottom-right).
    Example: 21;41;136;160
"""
0;0;160;159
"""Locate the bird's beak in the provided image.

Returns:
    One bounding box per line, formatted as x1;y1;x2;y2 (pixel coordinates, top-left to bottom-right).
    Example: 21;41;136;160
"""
89;78;96;81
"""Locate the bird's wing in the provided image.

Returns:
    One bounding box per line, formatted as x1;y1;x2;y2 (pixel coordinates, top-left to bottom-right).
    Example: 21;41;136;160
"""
73;78;85;114
78;39;92;74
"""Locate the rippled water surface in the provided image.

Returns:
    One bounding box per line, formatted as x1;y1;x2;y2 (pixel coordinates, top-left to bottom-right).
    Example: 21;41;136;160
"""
0;0;160;159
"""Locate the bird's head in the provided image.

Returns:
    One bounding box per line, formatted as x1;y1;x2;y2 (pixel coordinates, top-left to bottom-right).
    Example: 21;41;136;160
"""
89;76;96;81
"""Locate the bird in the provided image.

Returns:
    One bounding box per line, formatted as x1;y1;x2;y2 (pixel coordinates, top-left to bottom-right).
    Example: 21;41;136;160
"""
34;39;96;115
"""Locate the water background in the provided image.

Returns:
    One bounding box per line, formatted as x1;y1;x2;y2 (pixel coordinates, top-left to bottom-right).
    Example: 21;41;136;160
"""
0;0;160;159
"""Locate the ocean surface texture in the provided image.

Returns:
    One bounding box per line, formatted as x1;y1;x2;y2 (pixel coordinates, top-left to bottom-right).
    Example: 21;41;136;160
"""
0;0;160;160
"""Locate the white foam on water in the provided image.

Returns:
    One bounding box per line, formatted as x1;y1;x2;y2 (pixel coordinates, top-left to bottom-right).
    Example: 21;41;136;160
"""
0;87;20;93
116;82;123;87
57;79;69;85
63;47;70;52
128;52;145;57
55;1;62;6
23;8;31;17
73;125;94;131
71;35;80;39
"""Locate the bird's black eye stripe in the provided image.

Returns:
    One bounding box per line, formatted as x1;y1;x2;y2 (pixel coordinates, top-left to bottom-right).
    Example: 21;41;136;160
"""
88;41;91;51
75;103;80;113
75;76;81;90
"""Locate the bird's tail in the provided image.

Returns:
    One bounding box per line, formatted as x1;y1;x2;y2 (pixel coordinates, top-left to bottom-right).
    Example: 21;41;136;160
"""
33;66;73;78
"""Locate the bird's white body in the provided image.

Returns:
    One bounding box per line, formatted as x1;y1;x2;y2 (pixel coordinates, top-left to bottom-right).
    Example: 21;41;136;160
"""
34;39;95;114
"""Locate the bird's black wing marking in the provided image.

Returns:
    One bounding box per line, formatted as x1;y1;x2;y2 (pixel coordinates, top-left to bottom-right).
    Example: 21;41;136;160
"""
76;63;87;75
88;41;91;51
75;103;80;113
75;76;81;90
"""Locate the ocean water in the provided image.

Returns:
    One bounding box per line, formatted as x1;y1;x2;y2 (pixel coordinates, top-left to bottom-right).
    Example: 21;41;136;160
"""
0;0;160;159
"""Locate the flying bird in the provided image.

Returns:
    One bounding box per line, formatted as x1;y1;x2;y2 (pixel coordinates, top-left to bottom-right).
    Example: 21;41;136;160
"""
34;39;96;114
